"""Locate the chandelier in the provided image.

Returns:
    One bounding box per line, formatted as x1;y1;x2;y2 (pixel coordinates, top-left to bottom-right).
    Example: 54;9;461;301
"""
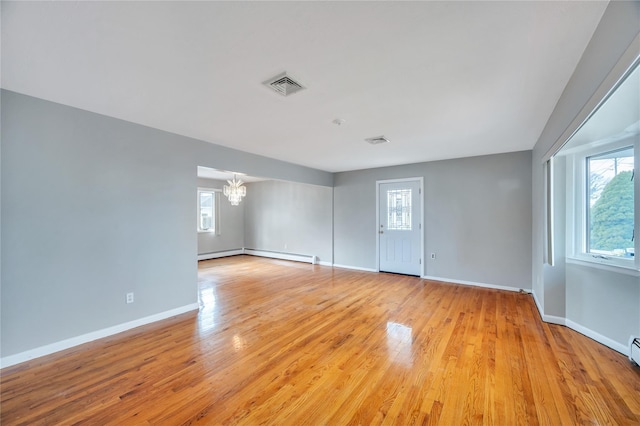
223;175;247;206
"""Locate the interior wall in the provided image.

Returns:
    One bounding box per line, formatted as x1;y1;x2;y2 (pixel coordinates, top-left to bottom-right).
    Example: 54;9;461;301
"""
531;1;640;352
531;158;545;310
334;151;532;290
243;180;333;264
1;90;197;357
197;178;244;255
566;265;639;347
542;156;566;319
0;90;332;360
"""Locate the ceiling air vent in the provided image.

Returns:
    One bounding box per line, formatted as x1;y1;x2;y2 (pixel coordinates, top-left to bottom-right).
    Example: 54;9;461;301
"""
365;136;390;145
263;72;306;96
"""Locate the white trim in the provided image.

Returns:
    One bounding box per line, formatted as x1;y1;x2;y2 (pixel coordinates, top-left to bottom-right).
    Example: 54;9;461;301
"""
566;257;640;277
565;319;629;356
532;290;544;316
533;290;630;355
629;335;639;364
543;159;554;266
332;264;378;273
542;314;566;326
197;186;222;192
422;275;523;293
198;249;245;261
0;303;200;369
235;249;331;266
376;177;424;275
564;135;639;273
197;187;221;235
244;249;316;264
542;34;640;162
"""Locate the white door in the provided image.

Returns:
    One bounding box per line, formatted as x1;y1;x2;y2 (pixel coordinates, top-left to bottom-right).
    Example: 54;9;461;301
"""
378;180;422;276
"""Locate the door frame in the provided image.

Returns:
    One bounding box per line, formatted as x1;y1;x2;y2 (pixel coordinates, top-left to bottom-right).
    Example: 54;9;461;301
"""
375;177;424;275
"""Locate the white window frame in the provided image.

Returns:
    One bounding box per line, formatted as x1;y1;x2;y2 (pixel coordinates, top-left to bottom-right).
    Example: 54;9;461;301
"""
197;187;220;234
566;138;638;275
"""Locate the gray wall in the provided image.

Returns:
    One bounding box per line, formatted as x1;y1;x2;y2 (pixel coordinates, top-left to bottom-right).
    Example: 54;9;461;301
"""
197;178;244;255
566;265;639;346
1;90;331;358
542;156;566;318
531;1;640;349
334;151;532;289
2;91;196;356
243;180;333;264
3;2;637;361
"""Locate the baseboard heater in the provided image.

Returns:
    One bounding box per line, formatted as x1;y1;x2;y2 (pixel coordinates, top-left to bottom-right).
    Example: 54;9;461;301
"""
244;249;318;264
197;249;244;261
630;337;640;366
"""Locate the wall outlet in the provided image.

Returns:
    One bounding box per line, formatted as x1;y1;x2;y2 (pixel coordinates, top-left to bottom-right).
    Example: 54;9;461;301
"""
431;253;436;259
126;292;134;304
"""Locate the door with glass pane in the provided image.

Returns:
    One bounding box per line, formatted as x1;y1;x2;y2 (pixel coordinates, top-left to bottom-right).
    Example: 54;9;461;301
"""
378;180;422;276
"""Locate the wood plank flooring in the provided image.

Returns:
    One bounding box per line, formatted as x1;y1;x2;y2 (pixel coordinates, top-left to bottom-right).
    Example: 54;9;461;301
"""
2;255;639;425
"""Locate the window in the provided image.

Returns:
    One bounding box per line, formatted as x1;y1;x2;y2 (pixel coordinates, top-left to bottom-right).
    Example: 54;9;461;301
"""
197;188;218;233
587;147;634;259
387;189;412;230
558;62;639;273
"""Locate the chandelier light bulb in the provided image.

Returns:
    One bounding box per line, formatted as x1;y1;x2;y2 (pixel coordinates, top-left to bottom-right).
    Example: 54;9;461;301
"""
223;174;247;206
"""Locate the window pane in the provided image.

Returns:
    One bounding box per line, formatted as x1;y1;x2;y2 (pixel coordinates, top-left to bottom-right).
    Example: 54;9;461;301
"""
587;147;634;258
387;189;412;230
199;192;214;231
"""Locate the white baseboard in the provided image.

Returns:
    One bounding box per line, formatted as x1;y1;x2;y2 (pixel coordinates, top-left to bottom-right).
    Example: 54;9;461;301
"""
530;291;565;325
629;336;639;364
0;303;199;370
422;275;523;293
423;278;626;356
532;290;627;355
332;264;378;273
244;249;318;264
542;314;566;326
532;290;544;315
565;319;629;356
209;249;332;267
198;249;245;261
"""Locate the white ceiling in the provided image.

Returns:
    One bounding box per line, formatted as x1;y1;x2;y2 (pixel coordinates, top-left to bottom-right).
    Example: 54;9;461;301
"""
1;1;609;173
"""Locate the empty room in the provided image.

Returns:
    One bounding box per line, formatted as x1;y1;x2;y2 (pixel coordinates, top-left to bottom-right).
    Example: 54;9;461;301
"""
1;1;639;424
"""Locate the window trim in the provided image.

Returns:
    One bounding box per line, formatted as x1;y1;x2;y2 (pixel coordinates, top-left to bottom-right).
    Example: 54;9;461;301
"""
566;138;638;273
197;187;220;234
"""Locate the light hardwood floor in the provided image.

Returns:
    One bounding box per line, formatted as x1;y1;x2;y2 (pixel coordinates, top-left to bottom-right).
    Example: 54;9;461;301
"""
2;255;639;425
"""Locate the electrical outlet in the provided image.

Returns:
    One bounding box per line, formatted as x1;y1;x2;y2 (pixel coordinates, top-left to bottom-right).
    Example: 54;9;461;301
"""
126;292;134;304
431;253;436;259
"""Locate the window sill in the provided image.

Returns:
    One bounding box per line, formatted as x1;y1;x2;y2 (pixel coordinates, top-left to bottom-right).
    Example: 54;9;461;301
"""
198;230;217;234
566;257;640;277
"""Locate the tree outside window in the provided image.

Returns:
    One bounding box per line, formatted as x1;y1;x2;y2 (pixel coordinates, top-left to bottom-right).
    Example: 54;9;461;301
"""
588;148;634;258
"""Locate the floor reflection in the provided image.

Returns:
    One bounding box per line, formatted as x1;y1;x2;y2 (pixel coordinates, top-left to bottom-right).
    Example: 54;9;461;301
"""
386;321;413;366
198;285;217;333
233;334;248;352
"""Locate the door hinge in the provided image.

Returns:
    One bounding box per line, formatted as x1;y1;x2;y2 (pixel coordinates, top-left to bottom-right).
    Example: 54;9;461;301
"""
419;258;422;264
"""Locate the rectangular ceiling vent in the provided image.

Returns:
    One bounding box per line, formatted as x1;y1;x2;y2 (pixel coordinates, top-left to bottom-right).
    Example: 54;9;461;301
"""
365;136;390;145
263;72;305;96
